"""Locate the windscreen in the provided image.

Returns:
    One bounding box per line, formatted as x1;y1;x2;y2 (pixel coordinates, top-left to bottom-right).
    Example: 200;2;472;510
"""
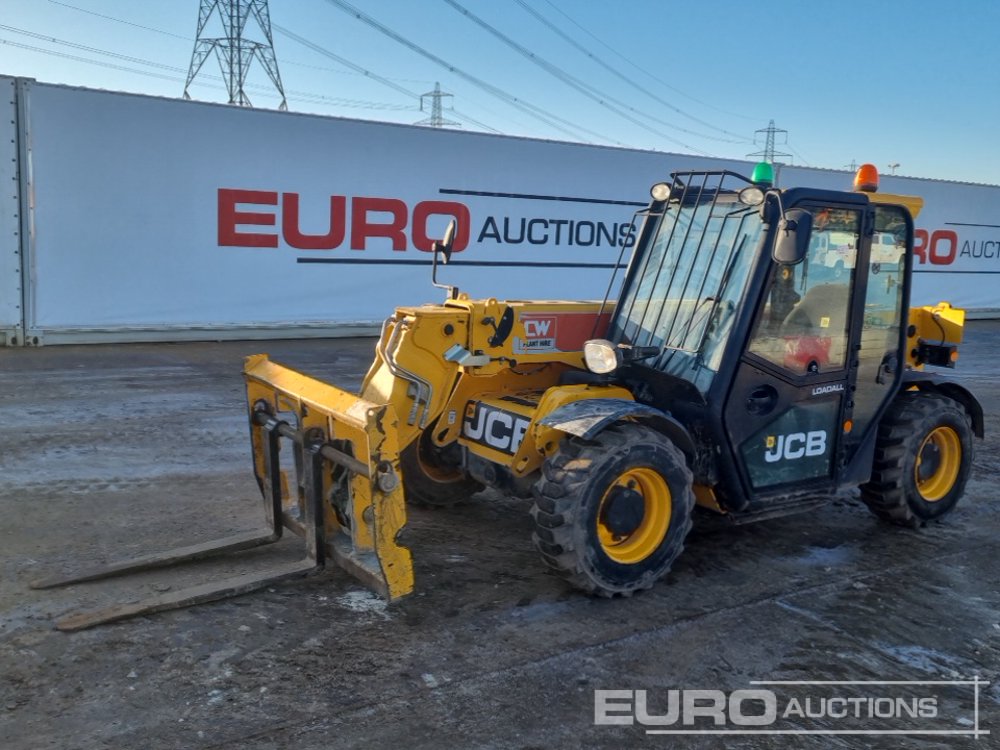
610;173;764;393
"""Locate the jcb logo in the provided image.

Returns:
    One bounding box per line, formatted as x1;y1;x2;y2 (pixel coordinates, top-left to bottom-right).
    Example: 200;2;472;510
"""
463;402;530;454
524;317;556;339
764;431;827;463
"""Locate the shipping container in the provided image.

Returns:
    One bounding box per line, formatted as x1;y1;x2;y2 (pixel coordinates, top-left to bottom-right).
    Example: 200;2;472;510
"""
3;77;998;344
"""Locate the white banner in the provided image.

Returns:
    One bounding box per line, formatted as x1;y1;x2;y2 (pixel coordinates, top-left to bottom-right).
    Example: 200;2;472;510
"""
15;81;1000;342
781;165;1000;311
18;82;746;339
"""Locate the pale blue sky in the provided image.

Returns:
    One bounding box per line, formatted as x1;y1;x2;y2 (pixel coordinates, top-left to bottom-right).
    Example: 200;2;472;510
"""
1;0;998;184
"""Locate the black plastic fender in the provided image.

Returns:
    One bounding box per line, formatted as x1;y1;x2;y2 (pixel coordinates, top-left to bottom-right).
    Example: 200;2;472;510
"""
901;371;984;438
538;398;696;460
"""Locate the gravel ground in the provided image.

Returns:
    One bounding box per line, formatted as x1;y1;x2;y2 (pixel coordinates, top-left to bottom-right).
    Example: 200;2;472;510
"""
0;326;997;749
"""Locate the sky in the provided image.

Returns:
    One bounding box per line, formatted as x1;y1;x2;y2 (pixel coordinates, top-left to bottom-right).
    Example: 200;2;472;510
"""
1;0;998;185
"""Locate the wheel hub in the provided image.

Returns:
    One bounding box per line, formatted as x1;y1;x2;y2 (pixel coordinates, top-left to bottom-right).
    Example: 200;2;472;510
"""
599;486;645;537
917;441;942;481
914;425;962;502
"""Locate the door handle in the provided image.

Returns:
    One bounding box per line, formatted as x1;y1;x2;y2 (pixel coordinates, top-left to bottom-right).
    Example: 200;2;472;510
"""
745;385;778;415
876;351;898;385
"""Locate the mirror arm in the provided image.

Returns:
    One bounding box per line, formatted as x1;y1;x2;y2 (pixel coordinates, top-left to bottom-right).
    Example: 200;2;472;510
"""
430;218;460;300
431;247;458;300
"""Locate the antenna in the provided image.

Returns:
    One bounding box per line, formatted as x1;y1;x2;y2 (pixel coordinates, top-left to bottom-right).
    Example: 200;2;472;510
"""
416;82;460;128
747;119;792;164
184;0;287;110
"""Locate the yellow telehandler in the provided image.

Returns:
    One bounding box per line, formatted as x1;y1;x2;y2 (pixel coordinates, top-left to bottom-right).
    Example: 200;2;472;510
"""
36;163;982;630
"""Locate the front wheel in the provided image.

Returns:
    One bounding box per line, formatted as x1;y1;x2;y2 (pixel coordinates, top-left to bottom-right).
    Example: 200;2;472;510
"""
531;424;695;596
399;425;483;508
860;391;974;527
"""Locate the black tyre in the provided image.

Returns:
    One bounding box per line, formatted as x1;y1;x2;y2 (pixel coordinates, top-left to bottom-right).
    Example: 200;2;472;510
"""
531;423;695;596
399;426;483;508
860;391;973;527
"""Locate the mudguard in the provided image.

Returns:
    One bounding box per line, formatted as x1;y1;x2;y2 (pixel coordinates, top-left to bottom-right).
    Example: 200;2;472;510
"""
538;398;696;459
902;371;984;438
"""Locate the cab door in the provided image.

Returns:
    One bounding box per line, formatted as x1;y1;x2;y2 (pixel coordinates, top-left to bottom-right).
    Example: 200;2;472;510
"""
723;204;868;499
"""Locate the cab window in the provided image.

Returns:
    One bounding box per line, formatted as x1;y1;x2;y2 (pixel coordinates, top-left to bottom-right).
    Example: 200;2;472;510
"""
747;207;862;375
845;205;909;459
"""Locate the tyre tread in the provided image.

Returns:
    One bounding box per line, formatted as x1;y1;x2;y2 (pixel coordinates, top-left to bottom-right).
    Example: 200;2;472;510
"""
860;391;972;527
530;424;695;596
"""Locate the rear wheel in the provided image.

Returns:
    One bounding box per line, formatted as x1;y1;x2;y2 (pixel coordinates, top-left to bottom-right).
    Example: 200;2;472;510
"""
399;426;483;508
531;424;695;596
860;391;973;527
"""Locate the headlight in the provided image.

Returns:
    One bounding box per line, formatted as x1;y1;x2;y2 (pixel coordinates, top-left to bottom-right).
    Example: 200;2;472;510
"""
650;182;671;202
583;339;621;375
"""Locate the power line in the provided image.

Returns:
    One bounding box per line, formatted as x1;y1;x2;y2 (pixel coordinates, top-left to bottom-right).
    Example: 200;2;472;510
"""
787;144;811;167
41;0;534;138
0;23;188;74
537;0;759;122
47;0;189;40
0;38;194;85
275;24;555;137
320;0;626;146
441;0;714;155
2;37;416;113
34;0;645;144
0;24;411;112
511;0;750;143
46;0;432;85
273;24;501;133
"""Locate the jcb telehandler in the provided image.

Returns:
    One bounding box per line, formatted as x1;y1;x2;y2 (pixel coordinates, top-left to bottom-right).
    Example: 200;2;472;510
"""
36;163;981;630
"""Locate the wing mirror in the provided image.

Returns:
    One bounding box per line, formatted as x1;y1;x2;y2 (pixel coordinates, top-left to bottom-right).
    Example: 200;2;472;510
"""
772;208;813;265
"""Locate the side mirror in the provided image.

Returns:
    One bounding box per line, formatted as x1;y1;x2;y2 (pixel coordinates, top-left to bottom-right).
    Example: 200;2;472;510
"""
433;219;456;265
432;219;459;299
772;208;813;265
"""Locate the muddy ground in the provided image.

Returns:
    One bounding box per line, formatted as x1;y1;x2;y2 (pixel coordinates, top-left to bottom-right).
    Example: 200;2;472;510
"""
0;326;997;749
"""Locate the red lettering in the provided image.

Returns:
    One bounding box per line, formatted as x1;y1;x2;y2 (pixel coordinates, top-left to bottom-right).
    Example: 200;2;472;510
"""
217;189;278;248
219;189;475;252
913;229;927;264
281;192;347;250
411;201;471;252
350;197;407;251
929;229;958;265
913;228;958;265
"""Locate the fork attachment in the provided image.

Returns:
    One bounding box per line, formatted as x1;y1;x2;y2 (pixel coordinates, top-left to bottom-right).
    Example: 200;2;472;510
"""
32;354;413;631
243;354;414;600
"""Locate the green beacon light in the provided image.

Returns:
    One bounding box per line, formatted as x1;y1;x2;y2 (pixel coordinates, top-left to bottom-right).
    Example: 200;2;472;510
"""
751;161;774;187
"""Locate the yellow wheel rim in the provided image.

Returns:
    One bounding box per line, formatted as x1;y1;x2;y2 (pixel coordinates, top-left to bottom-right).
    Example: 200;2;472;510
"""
413;430;463;483
416;445;458;482
915;426;961;502
596;467;671;564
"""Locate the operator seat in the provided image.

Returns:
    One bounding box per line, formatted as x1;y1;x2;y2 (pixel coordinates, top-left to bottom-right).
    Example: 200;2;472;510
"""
779;283;850;372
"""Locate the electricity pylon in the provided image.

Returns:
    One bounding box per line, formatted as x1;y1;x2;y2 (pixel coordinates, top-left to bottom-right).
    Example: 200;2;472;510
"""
416;82;460;128
747;120;791;164
183;0;287;110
